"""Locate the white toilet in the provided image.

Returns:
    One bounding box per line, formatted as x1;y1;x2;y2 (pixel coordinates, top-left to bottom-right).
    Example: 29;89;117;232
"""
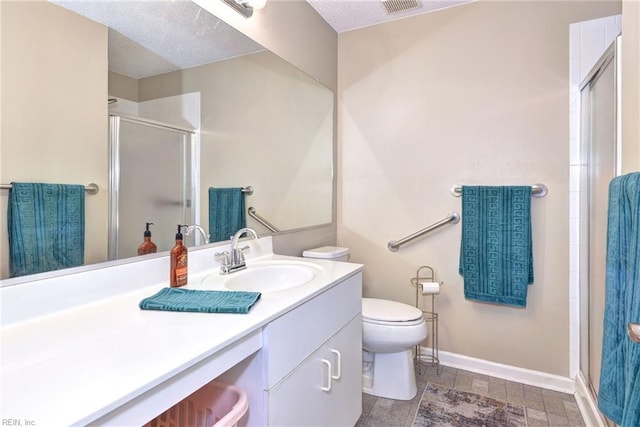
302;246;428;401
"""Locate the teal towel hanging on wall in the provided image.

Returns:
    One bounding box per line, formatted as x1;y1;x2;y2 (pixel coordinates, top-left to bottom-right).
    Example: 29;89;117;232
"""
8;182;85;277
458;186;533;307
208;187;246;243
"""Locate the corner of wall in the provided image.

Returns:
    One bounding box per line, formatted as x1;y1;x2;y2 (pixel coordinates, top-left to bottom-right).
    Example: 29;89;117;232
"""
622;1;640;173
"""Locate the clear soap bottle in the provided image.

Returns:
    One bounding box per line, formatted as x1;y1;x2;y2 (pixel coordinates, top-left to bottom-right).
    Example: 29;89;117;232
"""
170;224;188;287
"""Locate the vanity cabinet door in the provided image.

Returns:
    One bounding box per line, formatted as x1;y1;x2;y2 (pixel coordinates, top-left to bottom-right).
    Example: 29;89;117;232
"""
263;272;362;388
263;272;363;426
266;345;328;426
325;315;362;427
267;315;362;427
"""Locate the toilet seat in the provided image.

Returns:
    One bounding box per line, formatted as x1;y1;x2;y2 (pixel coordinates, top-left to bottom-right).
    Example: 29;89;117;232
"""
363;317;425;326
362;298;424;326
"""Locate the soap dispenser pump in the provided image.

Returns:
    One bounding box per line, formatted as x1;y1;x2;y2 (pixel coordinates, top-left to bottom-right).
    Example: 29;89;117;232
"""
137;222;157;255
170;224;188;287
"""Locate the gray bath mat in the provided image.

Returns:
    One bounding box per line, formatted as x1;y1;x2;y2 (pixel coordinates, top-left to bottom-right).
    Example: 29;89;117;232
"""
412;382;526;427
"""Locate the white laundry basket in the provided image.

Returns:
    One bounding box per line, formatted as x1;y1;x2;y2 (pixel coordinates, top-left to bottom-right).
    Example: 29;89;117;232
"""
143;381;249;427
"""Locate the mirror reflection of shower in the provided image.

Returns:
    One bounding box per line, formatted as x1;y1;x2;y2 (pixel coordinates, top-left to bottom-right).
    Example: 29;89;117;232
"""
108;114;198;260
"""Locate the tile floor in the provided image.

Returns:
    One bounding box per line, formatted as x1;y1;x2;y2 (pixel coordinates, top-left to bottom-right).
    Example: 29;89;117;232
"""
356;364;586;426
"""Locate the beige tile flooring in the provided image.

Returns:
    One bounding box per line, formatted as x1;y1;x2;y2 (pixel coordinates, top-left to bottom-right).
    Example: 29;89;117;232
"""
356;364;586;426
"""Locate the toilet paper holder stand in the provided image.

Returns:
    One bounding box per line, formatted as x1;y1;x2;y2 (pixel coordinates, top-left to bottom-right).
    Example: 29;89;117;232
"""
411;265;441;373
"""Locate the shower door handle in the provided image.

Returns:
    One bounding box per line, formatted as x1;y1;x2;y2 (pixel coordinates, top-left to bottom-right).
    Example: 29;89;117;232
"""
628;323;640;343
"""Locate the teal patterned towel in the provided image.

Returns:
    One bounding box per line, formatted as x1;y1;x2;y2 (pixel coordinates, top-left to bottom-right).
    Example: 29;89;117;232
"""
139;288;261;314
459;186;533;307
208;187;246;243
8;182;85;278
598;172;640;426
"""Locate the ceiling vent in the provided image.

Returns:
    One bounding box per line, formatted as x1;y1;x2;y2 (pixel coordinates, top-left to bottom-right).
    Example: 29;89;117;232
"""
381;0;422;14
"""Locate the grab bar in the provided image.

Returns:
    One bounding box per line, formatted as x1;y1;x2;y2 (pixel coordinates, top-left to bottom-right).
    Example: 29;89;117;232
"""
388;212;460;252
1;182;99;195
450;183;548;198
248;207;280;233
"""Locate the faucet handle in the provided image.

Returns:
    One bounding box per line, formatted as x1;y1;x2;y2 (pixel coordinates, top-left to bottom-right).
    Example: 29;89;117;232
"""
215;251;230;266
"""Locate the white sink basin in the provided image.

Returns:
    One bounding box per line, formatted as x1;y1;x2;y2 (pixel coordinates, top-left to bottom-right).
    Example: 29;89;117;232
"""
200;261;323;293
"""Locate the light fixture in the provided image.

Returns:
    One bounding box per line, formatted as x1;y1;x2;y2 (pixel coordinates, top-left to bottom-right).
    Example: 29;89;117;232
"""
222;0;266;18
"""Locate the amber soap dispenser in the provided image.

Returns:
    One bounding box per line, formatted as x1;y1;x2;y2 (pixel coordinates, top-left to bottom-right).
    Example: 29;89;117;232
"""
137;222;157;255
170;224;188;287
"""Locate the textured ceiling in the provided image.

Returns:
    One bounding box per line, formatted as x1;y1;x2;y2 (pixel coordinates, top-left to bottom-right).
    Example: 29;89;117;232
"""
53;0;264;79
53;0;472;79
307;0;473;33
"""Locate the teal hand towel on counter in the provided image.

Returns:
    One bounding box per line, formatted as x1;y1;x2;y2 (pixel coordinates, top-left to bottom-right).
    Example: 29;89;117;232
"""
459;185;533;307
140;288;261;314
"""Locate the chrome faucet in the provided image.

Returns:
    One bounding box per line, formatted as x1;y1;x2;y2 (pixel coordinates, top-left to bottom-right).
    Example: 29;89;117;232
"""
185;224;210;245
215;227;258;274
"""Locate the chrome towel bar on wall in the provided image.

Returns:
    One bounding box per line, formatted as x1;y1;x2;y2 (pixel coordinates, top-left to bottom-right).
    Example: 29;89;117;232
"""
450;183;548;198
388;212;460;252
1;182;99;195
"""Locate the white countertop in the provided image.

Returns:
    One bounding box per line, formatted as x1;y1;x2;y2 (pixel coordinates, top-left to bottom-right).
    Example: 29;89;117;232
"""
0;244;362;426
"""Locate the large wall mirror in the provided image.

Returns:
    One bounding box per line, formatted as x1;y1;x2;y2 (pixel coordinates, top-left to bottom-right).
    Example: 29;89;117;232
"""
0;0;334;281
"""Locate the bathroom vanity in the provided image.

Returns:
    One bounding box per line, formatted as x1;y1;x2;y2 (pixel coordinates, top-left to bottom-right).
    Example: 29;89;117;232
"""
0;237;363;426
263;273;361;426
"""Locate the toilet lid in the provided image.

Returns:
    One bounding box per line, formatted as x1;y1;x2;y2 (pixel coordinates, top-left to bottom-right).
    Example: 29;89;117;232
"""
302;246;350;259
362;298;423;322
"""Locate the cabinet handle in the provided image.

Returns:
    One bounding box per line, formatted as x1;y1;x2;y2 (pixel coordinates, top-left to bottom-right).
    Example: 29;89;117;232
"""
321;359;332;392
330;349;342;380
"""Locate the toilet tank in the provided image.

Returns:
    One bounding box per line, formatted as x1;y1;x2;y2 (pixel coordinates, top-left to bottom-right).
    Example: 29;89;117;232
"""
302;246;350;262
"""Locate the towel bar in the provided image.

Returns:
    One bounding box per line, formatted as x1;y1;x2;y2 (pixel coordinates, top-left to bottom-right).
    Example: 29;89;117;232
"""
450;183;548;198
1;182;99;195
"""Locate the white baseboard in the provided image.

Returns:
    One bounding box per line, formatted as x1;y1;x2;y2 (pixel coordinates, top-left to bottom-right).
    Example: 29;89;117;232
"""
418;347;575;394
574;372;607;427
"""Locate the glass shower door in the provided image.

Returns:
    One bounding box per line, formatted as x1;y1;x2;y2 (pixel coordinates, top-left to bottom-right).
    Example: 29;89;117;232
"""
579;36;620;403
109;115;196;260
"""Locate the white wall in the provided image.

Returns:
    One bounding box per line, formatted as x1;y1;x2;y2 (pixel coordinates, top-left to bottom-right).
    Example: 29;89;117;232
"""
622;1;640;173
338;0;621;377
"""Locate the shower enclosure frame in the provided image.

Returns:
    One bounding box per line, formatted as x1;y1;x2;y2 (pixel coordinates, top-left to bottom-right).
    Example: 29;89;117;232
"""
578;34;622;412
108;114;199;260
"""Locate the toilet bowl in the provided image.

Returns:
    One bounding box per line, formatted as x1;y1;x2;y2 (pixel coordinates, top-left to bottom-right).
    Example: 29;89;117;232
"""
302;246;428;401
362;298;427;400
